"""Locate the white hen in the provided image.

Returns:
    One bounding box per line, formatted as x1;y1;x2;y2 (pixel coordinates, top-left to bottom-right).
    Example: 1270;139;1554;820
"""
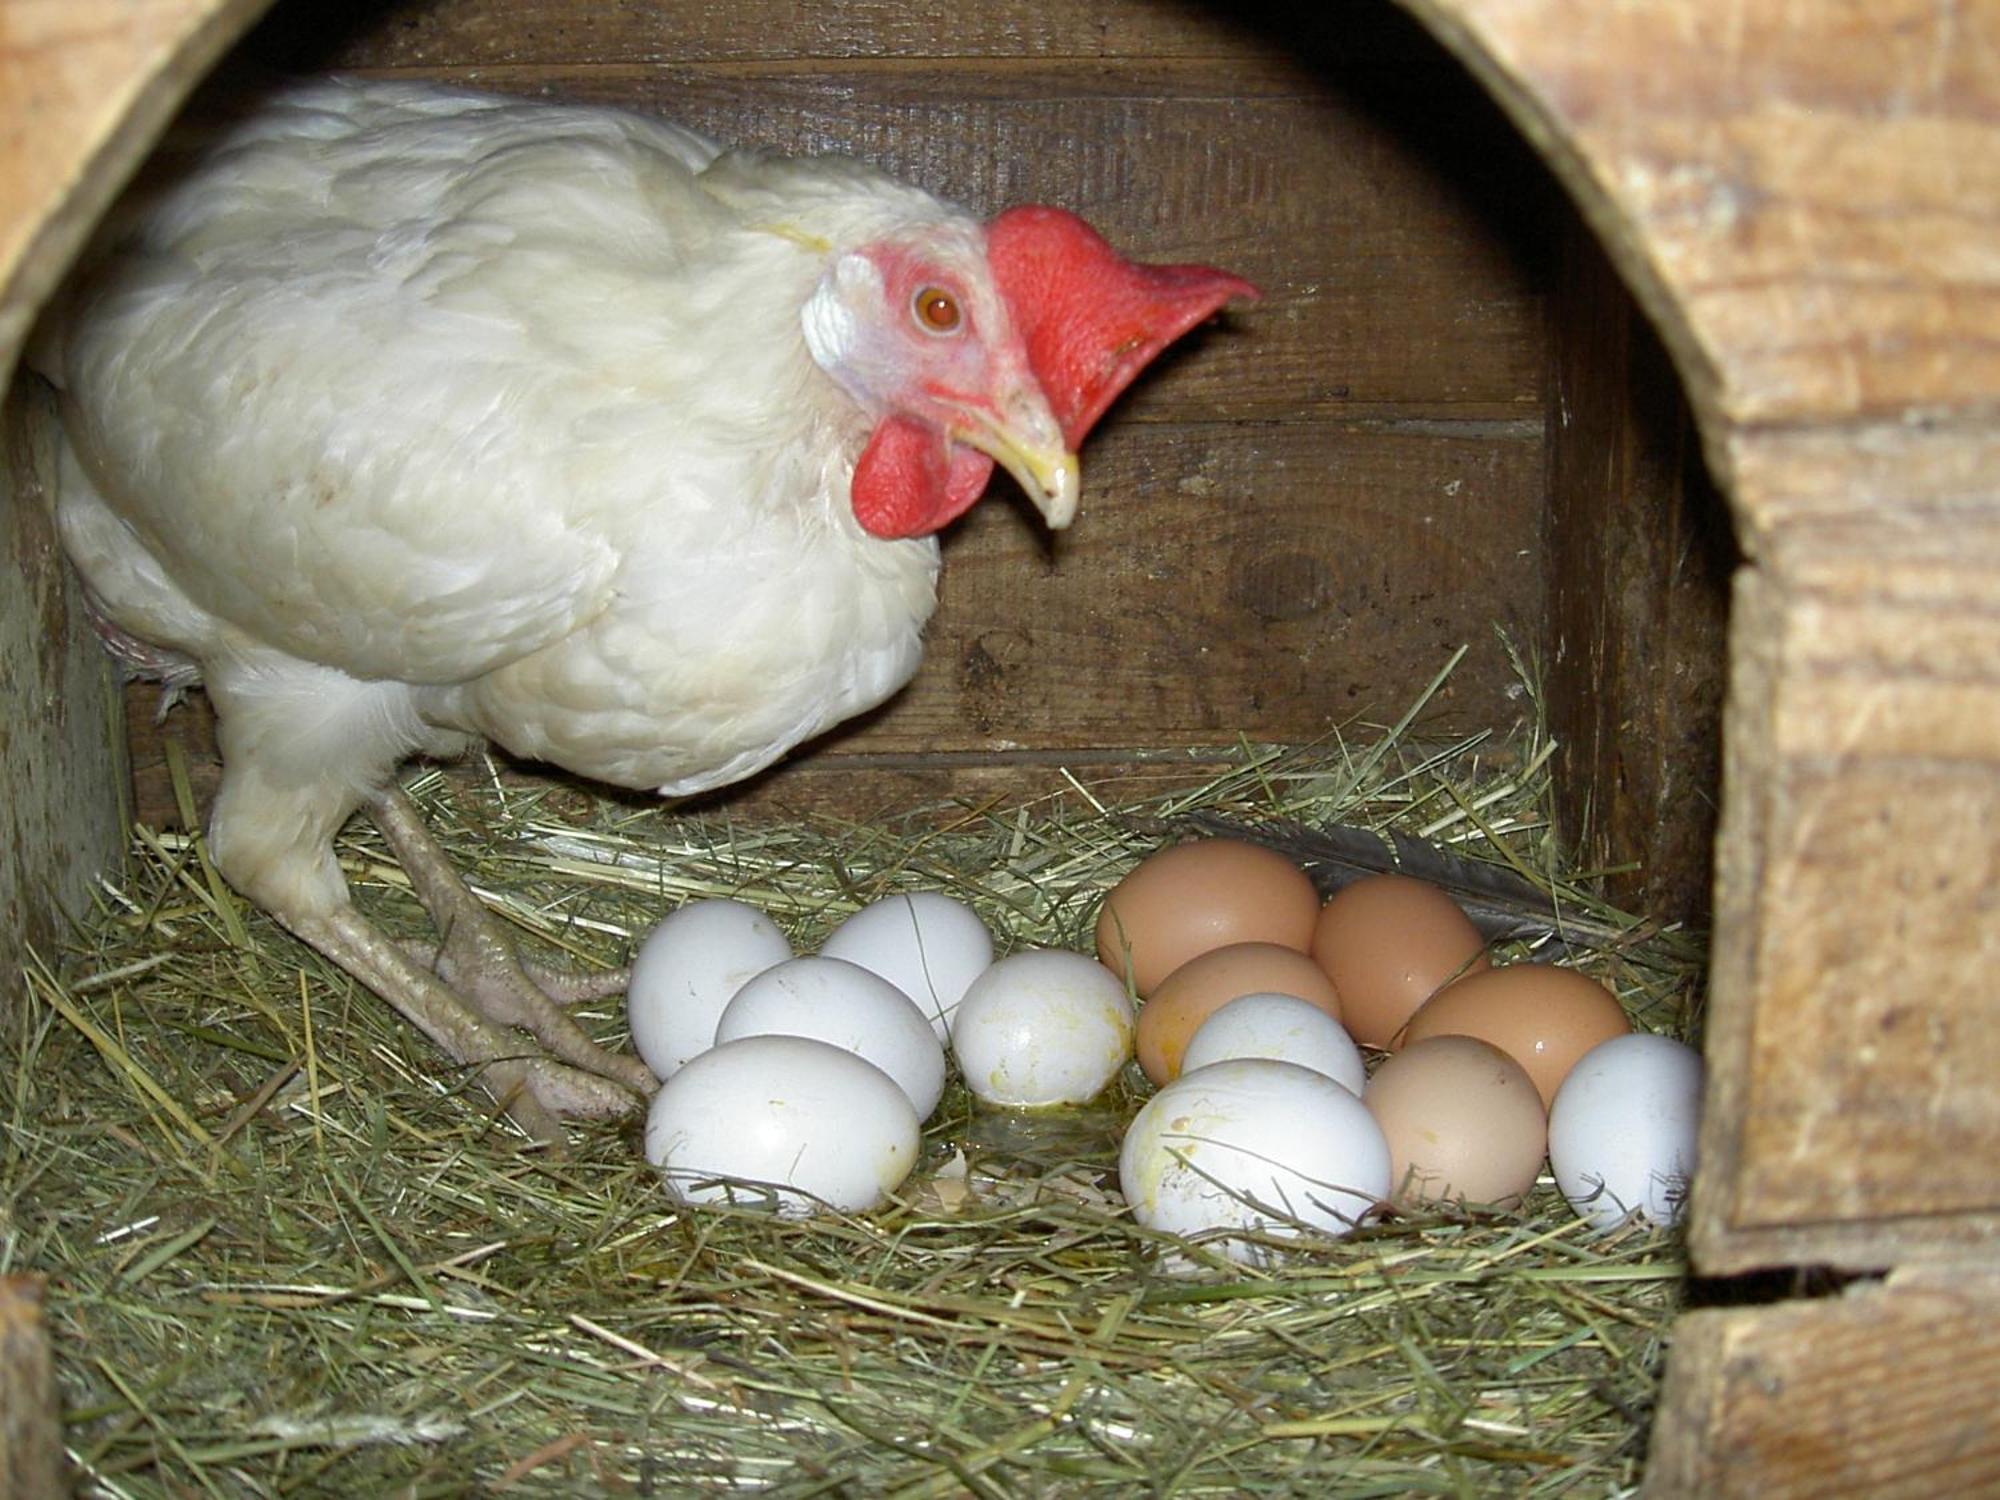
34;76;1255;1144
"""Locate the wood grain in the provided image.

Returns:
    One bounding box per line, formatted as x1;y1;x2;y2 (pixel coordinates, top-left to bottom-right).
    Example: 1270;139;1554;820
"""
0;0;269;376
1544;215;1731;925
1694;487;2000;1269
1646;1266;2000;1499
0;1276;63;1500
1406;0;2000;440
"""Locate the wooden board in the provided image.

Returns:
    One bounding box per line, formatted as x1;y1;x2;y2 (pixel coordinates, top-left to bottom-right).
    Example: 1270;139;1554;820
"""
0;1277;63;1500
1407;0;2000;445
1694;485;2000;1270
1544;217;1732;926
1646;1266;2000;1498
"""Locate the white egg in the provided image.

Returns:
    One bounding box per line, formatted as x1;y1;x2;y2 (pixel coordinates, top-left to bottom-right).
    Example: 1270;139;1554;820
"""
627;899;793;1080
643;1034;920;1217
1119;1057;1390;1264
949;949;1135;1107
1547;1032;1704;1232
821;892;993;1042
715;956;947;1119
1180;991;1367;1094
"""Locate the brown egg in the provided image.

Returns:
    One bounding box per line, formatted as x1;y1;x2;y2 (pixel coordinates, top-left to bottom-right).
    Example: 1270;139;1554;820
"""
1400;964;1631;1107
1134;941;1343;1085
1364;1036;1547;1209
1311;874;1489;1049
1095;838;1319;999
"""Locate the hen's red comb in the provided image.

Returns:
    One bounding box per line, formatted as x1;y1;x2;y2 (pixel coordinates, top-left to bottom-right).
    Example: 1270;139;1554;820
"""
987;206;1259;448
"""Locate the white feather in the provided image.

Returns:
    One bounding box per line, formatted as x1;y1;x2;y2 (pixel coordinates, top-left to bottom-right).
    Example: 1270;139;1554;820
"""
36;76;970;909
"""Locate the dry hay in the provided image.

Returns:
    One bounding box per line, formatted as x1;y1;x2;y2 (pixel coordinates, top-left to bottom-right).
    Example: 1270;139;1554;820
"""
2;656;1701;1496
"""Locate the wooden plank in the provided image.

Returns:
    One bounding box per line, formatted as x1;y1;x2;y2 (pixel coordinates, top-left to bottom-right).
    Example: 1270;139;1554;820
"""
250;0;1308;67
1;376;126;1036
0;1277;63;1500
1404;0;2000;438
0;0;269;378
1544;214;1730;925
1693;493;2000;1270
1646;1266;2000;1499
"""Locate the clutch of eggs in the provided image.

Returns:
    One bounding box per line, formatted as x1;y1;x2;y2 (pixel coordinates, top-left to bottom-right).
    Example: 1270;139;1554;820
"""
625;834;1701;1245
631;891;998;1216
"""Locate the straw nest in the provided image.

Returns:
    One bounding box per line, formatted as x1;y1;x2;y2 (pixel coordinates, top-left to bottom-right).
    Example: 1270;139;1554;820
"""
4;657;1702;1496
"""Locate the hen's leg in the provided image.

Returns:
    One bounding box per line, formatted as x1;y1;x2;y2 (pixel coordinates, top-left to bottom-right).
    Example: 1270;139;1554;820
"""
367;787;654;1096
201;668;649;1148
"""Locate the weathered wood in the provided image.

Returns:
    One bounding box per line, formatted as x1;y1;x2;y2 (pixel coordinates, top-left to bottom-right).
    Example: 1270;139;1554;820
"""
0;377;125;1039
1544;215;1731;925
250;0;1315;68
0;1276;63;1500
1645;1266;2000;1499
1406;0;2000;445
0;0;270;379
1695;483;2000;1270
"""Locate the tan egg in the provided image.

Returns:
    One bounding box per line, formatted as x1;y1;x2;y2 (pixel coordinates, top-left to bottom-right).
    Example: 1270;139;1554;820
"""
1135;941;1343;1085
1400;964;1631;1108
1095;838;1319;999
1310;874;1489;1049
1364;1036;1547;1209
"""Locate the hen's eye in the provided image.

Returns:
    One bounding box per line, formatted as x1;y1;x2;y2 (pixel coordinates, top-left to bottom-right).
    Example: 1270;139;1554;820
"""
913;286;962;334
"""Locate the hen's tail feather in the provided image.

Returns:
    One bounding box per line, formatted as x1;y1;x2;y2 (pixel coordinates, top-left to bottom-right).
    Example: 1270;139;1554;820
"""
81;586;203;713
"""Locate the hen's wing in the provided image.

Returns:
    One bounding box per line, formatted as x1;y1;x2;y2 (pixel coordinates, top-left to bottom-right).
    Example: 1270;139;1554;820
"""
41;76;748;686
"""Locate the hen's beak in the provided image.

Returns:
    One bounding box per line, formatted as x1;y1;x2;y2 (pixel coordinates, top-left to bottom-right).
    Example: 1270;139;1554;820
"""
949;391;1080;530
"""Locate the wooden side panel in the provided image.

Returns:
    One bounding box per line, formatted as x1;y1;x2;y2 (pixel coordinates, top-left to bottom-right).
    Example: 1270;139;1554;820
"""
1694;485;2000;1269
1544;216;1731;925
0;378;124;1029
1646;1267;2000;1499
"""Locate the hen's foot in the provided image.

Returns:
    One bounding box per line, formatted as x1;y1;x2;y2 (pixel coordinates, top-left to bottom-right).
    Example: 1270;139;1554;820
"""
282;787;653;1150
369;786;658;1102
401;941;631;1008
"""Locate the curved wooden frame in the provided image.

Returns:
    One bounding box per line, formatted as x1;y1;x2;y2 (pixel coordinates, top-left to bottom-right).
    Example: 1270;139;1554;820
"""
3;0;1996;1491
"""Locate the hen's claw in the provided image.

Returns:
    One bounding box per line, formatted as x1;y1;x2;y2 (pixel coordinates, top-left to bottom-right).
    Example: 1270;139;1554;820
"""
277;786;653;1150
368;788;659;1101
400;942;632;1008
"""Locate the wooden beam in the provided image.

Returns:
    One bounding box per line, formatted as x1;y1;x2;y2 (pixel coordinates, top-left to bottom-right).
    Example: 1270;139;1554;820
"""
1646;1266;2000;1498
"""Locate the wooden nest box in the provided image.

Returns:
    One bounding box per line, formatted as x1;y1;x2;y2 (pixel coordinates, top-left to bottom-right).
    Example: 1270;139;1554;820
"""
2;0;1996;1493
